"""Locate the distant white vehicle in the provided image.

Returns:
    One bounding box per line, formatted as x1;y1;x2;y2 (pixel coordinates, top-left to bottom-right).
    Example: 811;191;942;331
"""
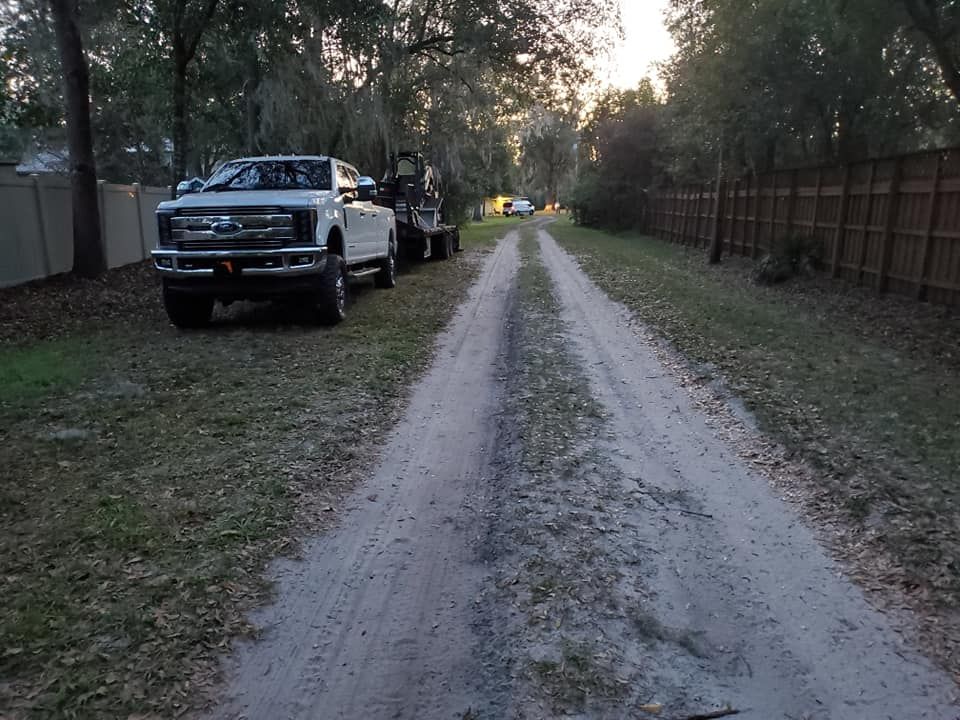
152;155;397;327
511;197;535;216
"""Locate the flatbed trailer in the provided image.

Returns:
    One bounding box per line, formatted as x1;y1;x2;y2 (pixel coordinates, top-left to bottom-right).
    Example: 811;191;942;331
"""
375;151;460;261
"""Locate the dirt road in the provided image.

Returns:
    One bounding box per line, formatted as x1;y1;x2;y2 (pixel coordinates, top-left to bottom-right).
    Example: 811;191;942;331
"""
205;221;958;719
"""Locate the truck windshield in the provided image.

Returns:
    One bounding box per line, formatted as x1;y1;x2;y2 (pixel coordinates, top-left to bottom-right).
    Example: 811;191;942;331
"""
202;160;332;192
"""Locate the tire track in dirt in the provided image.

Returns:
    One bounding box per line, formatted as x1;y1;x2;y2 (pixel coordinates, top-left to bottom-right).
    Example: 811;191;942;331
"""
535;220;958;718
202;236;519;720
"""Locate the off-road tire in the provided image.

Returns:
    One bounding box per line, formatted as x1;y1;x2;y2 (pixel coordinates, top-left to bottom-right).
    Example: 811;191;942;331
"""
432;232;453;260
316;254;348;325
374;243;398;289
162;285;214;328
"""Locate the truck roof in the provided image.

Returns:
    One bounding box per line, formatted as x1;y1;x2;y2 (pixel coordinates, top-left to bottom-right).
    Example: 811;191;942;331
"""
228;154;331;163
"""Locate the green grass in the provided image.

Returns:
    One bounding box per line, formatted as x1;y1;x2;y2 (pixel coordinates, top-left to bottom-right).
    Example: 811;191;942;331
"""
0;253;487;718
0;340;93;404
549;222;960;615
459;216;529;249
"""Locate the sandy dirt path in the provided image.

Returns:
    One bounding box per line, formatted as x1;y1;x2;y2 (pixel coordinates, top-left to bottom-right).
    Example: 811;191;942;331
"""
534;220;958;718
204;236;519;720
202;222;957;720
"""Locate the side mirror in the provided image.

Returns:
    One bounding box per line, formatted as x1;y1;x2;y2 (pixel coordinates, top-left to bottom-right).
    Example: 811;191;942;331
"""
176;177;204;197
357;176;377;202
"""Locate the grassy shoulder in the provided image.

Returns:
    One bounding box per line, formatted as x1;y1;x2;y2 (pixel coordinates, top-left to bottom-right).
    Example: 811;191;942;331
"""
459;215;529;250
0;249;492;718
548;221;960;657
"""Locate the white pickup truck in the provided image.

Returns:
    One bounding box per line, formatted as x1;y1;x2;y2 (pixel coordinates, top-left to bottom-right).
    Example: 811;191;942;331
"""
152;155;397;327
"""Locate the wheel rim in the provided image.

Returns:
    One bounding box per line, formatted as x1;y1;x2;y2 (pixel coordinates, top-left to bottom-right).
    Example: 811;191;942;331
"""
389;251;396;281
336;271;346;312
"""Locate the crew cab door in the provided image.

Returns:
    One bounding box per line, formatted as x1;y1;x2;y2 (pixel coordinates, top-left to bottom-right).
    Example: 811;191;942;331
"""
344;165;385;260
336;161;367;262
355;173;387;258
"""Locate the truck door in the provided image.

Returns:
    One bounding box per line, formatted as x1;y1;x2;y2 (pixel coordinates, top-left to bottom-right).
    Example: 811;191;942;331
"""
336;162;366;261
345;165;381;259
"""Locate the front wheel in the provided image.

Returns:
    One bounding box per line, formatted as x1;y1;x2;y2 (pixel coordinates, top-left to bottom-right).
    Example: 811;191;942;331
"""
163;284;214;328
316;254;348;325
374;243;397;289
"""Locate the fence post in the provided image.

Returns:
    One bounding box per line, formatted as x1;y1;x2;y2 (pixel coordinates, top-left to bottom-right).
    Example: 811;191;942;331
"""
877;156;903;293
749;173;760;257
668;191;677;243
709;179;726;264
856;160;878;285
765;172;778;256
679;186;690;244
31;175;53;276
693;185;704;246
97;179;109;268
785;168;798;236
741;174;751;255
810;167;823;240
729;178;740;254
133;182;147;260
831;164;852;278
916;152;943;300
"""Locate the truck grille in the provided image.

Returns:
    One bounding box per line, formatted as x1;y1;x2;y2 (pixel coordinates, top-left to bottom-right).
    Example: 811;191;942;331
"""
171;209;296;250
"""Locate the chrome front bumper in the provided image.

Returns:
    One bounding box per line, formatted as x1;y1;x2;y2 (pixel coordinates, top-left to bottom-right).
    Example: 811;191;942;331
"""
151;246;326;278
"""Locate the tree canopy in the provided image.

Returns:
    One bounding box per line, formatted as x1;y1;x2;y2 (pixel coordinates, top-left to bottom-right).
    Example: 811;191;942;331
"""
2;0;618;220
660;0;960;182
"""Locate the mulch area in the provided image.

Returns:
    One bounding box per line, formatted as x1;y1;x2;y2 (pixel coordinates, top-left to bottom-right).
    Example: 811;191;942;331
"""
0;263;161;346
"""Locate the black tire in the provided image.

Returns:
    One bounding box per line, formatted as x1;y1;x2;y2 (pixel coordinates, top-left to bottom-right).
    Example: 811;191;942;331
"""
432;232;453;260
374;242;398;289
316;254;348;325
163;285;214;328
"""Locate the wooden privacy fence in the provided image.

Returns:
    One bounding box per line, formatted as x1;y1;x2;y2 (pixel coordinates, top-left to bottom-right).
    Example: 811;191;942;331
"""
649;148;960;306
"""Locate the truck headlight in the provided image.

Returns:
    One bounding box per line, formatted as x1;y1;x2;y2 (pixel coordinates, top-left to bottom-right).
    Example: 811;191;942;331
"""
293;209;317;245
157;212;174;245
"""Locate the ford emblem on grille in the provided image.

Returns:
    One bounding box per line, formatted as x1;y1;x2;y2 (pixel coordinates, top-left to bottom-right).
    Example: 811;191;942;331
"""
211;220;242;235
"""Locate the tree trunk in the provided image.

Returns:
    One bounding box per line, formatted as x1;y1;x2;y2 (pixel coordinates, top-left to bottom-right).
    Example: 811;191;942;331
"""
708;139;725;265
170;0;219;191
49;0;106;278
928;35;960;105
245;34;260;154
903;0;960;107
172;63;188;189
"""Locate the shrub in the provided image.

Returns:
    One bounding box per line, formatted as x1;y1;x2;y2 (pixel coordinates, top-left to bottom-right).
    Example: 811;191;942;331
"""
569;170;649;231
754;233;824;285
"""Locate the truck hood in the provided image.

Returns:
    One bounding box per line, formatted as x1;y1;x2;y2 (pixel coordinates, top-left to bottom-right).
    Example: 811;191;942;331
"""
158;189;333;212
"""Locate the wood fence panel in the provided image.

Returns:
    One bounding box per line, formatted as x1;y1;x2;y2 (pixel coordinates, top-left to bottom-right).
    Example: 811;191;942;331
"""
647;146;960;305
839;161;874;283
792;168;819;238
928;150;960;304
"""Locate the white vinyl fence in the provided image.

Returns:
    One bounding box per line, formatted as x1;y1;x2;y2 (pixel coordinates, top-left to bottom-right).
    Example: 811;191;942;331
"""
0;172;171;288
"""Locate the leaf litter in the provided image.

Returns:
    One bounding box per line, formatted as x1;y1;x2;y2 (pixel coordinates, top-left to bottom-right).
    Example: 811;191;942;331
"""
0;250;486;718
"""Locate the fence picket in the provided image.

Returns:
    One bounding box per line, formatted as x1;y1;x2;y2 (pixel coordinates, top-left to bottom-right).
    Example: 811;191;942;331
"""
766;173;778;256
917;153;943;300
811;167;822;239
877;157;903;293
832;165;852;278
856;161;878;284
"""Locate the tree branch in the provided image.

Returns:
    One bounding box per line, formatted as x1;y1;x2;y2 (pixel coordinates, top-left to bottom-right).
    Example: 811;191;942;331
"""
184;0;220;65
406;34;456;55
